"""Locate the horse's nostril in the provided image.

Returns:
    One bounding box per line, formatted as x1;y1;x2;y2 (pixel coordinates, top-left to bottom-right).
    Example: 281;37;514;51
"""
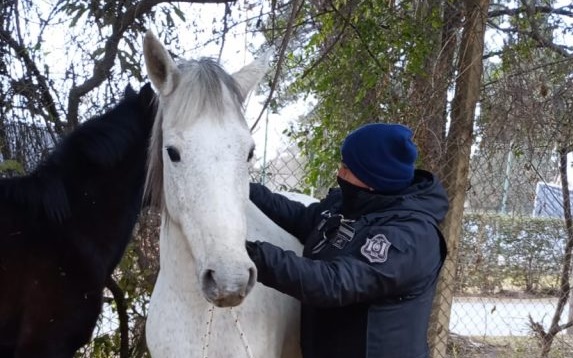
248;267;256;282
201;266;255;305
247;267;257;290
202;269;217;292
206;269;215;282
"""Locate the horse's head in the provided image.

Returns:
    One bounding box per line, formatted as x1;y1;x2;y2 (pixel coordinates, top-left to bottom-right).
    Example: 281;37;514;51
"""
143;31;271;307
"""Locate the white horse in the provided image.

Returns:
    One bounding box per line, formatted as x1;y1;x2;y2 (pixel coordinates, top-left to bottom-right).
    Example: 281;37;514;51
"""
142;31;307;358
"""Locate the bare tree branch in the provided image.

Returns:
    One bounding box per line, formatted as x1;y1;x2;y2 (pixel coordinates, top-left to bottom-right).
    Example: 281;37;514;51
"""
106;276;130;358
489;4;573;18
0;29;63;138
65;0;237;130
250;0;304;132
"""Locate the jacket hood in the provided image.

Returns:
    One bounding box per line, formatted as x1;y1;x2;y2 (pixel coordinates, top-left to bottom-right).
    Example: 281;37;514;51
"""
397;169;449;223
334;169;449;223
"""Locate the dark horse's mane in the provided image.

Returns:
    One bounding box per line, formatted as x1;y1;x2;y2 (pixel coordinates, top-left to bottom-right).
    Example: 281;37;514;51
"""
0;83;156;358
0;84;154;223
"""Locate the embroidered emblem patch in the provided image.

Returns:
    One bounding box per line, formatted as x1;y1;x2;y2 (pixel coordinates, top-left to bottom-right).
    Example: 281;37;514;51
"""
360;234;392;263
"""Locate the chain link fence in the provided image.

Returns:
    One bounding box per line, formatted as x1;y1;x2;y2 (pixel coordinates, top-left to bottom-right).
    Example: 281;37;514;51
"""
4;117;573;358
249;131;573;358
67;125;573;357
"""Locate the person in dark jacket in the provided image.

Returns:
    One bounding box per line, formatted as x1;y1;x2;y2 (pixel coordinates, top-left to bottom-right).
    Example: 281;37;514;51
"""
246;123;449;358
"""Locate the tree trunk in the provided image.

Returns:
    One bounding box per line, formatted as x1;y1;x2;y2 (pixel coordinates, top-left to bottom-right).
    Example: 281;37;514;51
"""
410;0;461;175
430;0;490;356
535;148;573;357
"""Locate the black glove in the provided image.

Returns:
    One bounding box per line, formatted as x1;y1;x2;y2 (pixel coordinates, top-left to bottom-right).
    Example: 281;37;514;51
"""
245;241;261;263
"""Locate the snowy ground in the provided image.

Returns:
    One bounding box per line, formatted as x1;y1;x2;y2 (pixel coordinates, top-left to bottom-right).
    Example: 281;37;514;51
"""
450;296;570;336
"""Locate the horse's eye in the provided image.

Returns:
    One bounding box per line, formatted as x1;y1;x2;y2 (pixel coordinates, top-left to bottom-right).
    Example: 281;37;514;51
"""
247;146;255;162
166;146;181;162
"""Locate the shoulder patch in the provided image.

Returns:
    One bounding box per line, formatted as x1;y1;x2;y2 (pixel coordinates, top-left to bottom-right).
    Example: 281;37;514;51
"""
360;234;391;263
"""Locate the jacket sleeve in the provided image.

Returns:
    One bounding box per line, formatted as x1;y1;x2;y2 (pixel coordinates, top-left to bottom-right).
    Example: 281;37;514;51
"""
249;183;324;241
247;221;444;307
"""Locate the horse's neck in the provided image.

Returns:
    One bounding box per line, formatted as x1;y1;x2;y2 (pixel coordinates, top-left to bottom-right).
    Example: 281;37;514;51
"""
149;204;303;358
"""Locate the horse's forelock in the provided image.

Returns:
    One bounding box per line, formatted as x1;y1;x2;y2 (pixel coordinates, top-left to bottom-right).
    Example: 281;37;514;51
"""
170;58;245;126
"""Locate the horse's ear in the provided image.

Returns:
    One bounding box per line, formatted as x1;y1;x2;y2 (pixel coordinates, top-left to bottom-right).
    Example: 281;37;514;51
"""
138;83;157;126
231;48;273;100
143;31;180;96
124;84;137;99
138;83;156;107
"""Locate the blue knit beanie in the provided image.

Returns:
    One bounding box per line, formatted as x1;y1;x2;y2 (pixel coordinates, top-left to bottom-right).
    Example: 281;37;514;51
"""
341;123;418;193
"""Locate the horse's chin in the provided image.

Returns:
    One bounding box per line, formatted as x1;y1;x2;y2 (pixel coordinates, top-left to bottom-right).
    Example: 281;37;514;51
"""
205;293;246;307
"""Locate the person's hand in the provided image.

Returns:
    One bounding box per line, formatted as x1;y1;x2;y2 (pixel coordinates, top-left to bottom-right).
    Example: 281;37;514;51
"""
245;241;260;262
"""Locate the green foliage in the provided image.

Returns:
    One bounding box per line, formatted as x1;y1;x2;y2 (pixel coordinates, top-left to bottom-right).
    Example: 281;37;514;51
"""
0;160;25;175
77;333;119;358
286;0;443;192
457;213;566;295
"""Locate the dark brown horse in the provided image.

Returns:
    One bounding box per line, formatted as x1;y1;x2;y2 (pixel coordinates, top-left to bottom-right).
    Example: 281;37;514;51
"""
0;84;155;358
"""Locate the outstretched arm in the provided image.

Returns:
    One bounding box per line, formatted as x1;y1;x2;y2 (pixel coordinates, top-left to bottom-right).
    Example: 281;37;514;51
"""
249;183;323;242
246;224;444;307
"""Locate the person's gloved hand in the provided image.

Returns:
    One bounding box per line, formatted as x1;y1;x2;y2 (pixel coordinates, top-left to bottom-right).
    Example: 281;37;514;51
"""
245;240;261;263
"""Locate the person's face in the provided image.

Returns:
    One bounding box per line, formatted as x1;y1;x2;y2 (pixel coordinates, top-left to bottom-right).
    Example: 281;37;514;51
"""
337;162;371;190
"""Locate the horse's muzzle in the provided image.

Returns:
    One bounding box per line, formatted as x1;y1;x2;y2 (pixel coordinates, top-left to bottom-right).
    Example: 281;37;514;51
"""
201;266;257;307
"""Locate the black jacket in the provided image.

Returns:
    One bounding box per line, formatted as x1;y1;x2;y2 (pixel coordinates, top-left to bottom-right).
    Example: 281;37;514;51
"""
247;169;449;358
